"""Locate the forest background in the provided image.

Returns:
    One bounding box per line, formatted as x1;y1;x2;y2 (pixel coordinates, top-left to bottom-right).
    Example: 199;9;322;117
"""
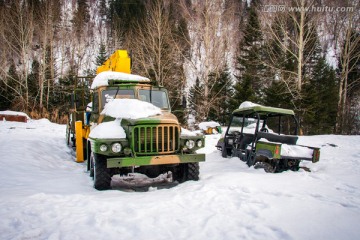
0;0;359;134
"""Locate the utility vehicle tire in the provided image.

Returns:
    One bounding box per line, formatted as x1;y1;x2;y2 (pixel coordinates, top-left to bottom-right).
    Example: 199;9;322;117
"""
174;163;200;183
246;151;255;167
254;162;275;173
93;153;111;190
222;146;228;158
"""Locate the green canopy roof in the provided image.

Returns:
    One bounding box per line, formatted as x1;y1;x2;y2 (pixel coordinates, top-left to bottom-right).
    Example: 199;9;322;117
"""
233;105;295;116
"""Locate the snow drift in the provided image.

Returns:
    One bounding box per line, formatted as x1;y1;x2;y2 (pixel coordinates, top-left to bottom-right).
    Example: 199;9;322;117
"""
1;115;360;240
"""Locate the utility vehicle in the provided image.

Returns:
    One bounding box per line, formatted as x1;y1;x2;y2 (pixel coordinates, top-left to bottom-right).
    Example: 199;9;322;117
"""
217;102;320;172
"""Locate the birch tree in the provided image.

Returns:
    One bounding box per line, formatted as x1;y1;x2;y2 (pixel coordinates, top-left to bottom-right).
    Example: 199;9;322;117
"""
131;0;177;85
179;0;239;122
130;0;186;112
262;0;318;108
0;1;34;111
35;0;60;111
337;25;360;133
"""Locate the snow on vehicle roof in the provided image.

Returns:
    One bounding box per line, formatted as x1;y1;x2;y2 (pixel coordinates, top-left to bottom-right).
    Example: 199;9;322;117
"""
91;71;150;89
0;110;30;120
235;101;294;115
89;119;126;139
198;121;220;130
101;99;162;119
239;101;260;109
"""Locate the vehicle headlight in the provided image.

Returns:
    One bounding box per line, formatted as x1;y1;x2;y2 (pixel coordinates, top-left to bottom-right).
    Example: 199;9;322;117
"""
186;140;195;149
100;144;108;152
111;143;122;153
196;140;203;148
228;139;233;145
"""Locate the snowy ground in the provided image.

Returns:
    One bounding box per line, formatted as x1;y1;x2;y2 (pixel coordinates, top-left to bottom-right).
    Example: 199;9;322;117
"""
1;119;360;240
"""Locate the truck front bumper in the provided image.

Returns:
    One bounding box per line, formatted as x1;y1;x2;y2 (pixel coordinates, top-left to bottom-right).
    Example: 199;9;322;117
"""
107;153;205;168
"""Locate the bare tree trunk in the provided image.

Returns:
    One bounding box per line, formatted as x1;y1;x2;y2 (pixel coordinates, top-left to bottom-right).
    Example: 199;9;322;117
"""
178;0;237;121
130;0;180;90
336;15;360;133
297;0;305;91
0;1;34;111
261;0;318;105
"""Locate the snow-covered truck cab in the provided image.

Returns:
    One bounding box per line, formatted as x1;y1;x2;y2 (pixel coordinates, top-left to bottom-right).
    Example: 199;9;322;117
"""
82;51;205;190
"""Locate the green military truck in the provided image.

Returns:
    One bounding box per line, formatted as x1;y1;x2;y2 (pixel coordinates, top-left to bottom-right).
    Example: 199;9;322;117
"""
67;50;205;190
216;102;320;172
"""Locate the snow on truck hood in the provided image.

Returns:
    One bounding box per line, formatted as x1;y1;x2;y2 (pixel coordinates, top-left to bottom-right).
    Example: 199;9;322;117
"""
91;71;150;89
101;99;162;119
88;119;126;139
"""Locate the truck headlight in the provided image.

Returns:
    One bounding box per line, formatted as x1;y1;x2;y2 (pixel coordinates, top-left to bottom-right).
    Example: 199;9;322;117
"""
196;140;203;148
111;143;122;153
100;144;108;152
186;140;195;149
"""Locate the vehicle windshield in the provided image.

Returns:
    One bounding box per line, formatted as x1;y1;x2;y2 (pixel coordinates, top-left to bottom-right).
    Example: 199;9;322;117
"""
228;116;259;134
101;89;135;107
139;89;169;109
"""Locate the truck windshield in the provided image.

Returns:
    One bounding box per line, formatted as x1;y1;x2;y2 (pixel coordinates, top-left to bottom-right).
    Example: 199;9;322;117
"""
139;89;169;109
102;89;135;107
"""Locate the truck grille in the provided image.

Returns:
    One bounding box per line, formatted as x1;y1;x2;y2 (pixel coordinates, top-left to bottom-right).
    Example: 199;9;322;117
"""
133;125;180;154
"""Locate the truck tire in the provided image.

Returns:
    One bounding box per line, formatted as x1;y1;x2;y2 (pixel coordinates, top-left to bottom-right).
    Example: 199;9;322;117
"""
174;162;199;183
89;152;94;178
93;153;111;190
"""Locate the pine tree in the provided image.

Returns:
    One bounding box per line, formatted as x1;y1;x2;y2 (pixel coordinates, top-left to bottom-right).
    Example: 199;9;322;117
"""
108;0;146;44
232;0;267;108
264;80;293;110
73;0;90;40
0;76;11;110
5;62;23;110
95;43;108;66
188;78;205;124
302;57;338;134
99;0;107;20
27;60;40;109
208;69;233;125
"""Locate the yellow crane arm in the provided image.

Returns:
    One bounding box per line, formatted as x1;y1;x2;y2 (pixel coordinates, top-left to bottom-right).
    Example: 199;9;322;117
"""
96;50;131;74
